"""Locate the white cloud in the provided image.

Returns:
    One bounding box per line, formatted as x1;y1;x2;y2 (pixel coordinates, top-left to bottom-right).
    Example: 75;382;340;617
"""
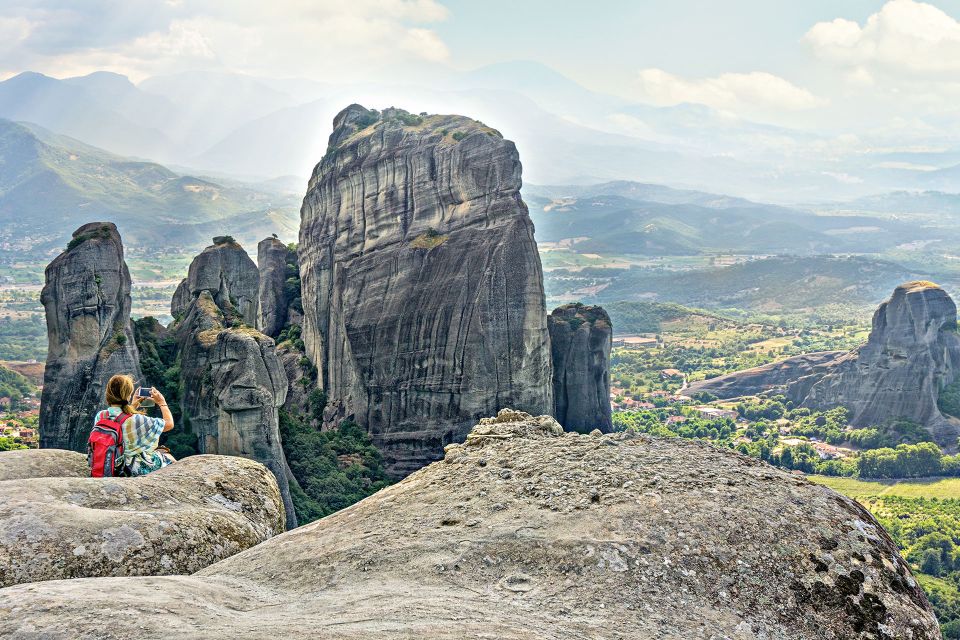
804;0;960;74
0;0;452;81
634;68;824;114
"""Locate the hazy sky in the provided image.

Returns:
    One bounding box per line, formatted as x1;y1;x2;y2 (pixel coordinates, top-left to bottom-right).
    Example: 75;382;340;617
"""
5;0;960;137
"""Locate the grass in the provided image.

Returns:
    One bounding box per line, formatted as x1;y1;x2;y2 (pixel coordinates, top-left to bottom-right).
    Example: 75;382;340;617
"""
808;474;960;499
409;232;448;249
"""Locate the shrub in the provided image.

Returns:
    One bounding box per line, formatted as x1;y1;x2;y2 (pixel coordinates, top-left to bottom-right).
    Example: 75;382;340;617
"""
452;131;467;142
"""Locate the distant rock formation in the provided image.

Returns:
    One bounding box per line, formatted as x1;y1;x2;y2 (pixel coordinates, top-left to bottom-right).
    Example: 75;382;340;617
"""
689;281;960;444
0;410;938;639
686;351;845;399
39;222;142;451
171;236;258;325
298;104;553;476
256;236;292;337
548;304;613;432
0;454;284;588
173;239;297;528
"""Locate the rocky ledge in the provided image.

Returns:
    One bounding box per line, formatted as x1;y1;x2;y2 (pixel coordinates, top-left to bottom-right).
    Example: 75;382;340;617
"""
0;454;284;587
0;411;937;639
0;449;88;481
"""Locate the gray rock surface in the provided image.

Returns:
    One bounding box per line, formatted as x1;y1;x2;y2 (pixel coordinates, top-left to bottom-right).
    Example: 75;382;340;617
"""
548;304;613;433
0;409;938;639
278;344;312;419
299;105;553;476
0;454;284;587
256;236;292;337
688;282;960;444
39;222;143;451
686;351;845;399
171;237;259;326
793;281;960;443
0;449;88;481
174;286;297;529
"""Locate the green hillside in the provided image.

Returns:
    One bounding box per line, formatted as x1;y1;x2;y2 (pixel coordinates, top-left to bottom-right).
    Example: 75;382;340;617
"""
0;119;300;260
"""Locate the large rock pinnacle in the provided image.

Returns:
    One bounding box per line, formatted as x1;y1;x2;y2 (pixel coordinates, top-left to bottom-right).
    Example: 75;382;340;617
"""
548;303;613;433
298;104;553;476
173;238;297;528
688;281;960;443
39;222;142;451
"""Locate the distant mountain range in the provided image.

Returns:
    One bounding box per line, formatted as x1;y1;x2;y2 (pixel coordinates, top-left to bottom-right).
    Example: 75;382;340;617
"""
525;181;955;256
5;62;960;200
0;118;300;259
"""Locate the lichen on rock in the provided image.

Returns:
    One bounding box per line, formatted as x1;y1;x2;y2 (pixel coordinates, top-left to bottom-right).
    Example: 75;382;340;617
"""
0;410;938;638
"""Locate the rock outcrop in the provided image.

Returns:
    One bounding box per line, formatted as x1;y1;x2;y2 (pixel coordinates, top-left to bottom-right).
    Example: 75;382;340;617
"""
688;282;960;444
0;410;938;639
687;351;845;399
256;236;293;337
0;454;284;587
548;304;613;433
0;449;88;481
171;236;259;325
173;240;297;528
299;105;553;476
39;222;142;451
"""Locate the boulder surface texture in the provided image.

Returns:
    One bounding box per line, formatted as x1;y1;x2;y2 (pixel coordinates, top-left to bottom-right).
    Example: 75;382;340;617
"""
39;222;143;451
298;105;553;476
173;240;297;528
548;303;613;433
688;281;960;444
0;454;284;588
0;410;937;639
0;449;88;481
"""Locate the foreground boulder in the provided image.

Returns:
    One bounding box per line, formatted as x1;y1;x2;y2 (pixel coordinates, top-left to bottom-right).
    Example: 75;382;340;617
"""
548;303;613;433
0;410;937;638
689;281;960;444
299;105;553;476
0;454;284;588
0;449;88;481
39;222;143;451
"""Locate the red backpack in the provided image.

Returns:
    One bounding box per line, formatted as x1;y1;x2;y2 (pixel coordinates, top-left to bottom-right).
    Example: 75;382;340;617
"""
88;410;130;477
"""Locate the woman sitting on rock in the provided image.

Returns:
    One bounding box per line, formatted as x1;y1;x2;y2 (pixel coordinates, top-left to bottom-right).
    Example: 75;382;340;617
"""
97;374;176;475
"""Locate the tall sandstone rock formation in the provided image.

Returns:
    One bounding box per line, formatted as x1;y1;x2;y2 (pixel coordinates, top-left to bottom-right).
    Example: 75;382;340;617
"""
548;304;613;433
688;281;960;444
299;105;553;475
172;239;297;528
40;222;142;450
0;410;939;639
256;236;293;337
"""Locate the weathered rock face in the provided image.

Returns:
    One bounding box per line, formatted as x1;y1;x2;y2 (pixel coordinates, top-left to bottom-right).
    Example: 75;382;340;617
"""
0;410;938;639
687;351;845;399
39;222;143;451
175;291;296;529
174;242;297;528
257;237;292;337
0;454;284;588
299;105;553;476
548;304;613;433
171;237;259;325
0;449;88;481
688;282;960;445
794;282;960;442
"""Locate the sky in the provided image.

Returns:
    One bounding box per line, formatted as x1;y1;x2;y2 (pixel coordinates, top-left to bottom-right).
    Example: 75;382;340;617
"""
5;0;960;139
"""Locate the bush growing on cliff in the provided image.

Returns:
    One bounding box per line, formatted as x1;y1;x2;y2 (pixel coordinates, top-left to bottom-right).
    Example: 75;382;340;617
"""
279;408;392;524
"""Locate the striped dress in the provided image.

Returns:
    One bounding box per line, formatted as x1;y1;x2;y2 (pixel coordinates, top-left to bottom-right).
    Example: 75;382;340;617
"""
94;406;173;476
